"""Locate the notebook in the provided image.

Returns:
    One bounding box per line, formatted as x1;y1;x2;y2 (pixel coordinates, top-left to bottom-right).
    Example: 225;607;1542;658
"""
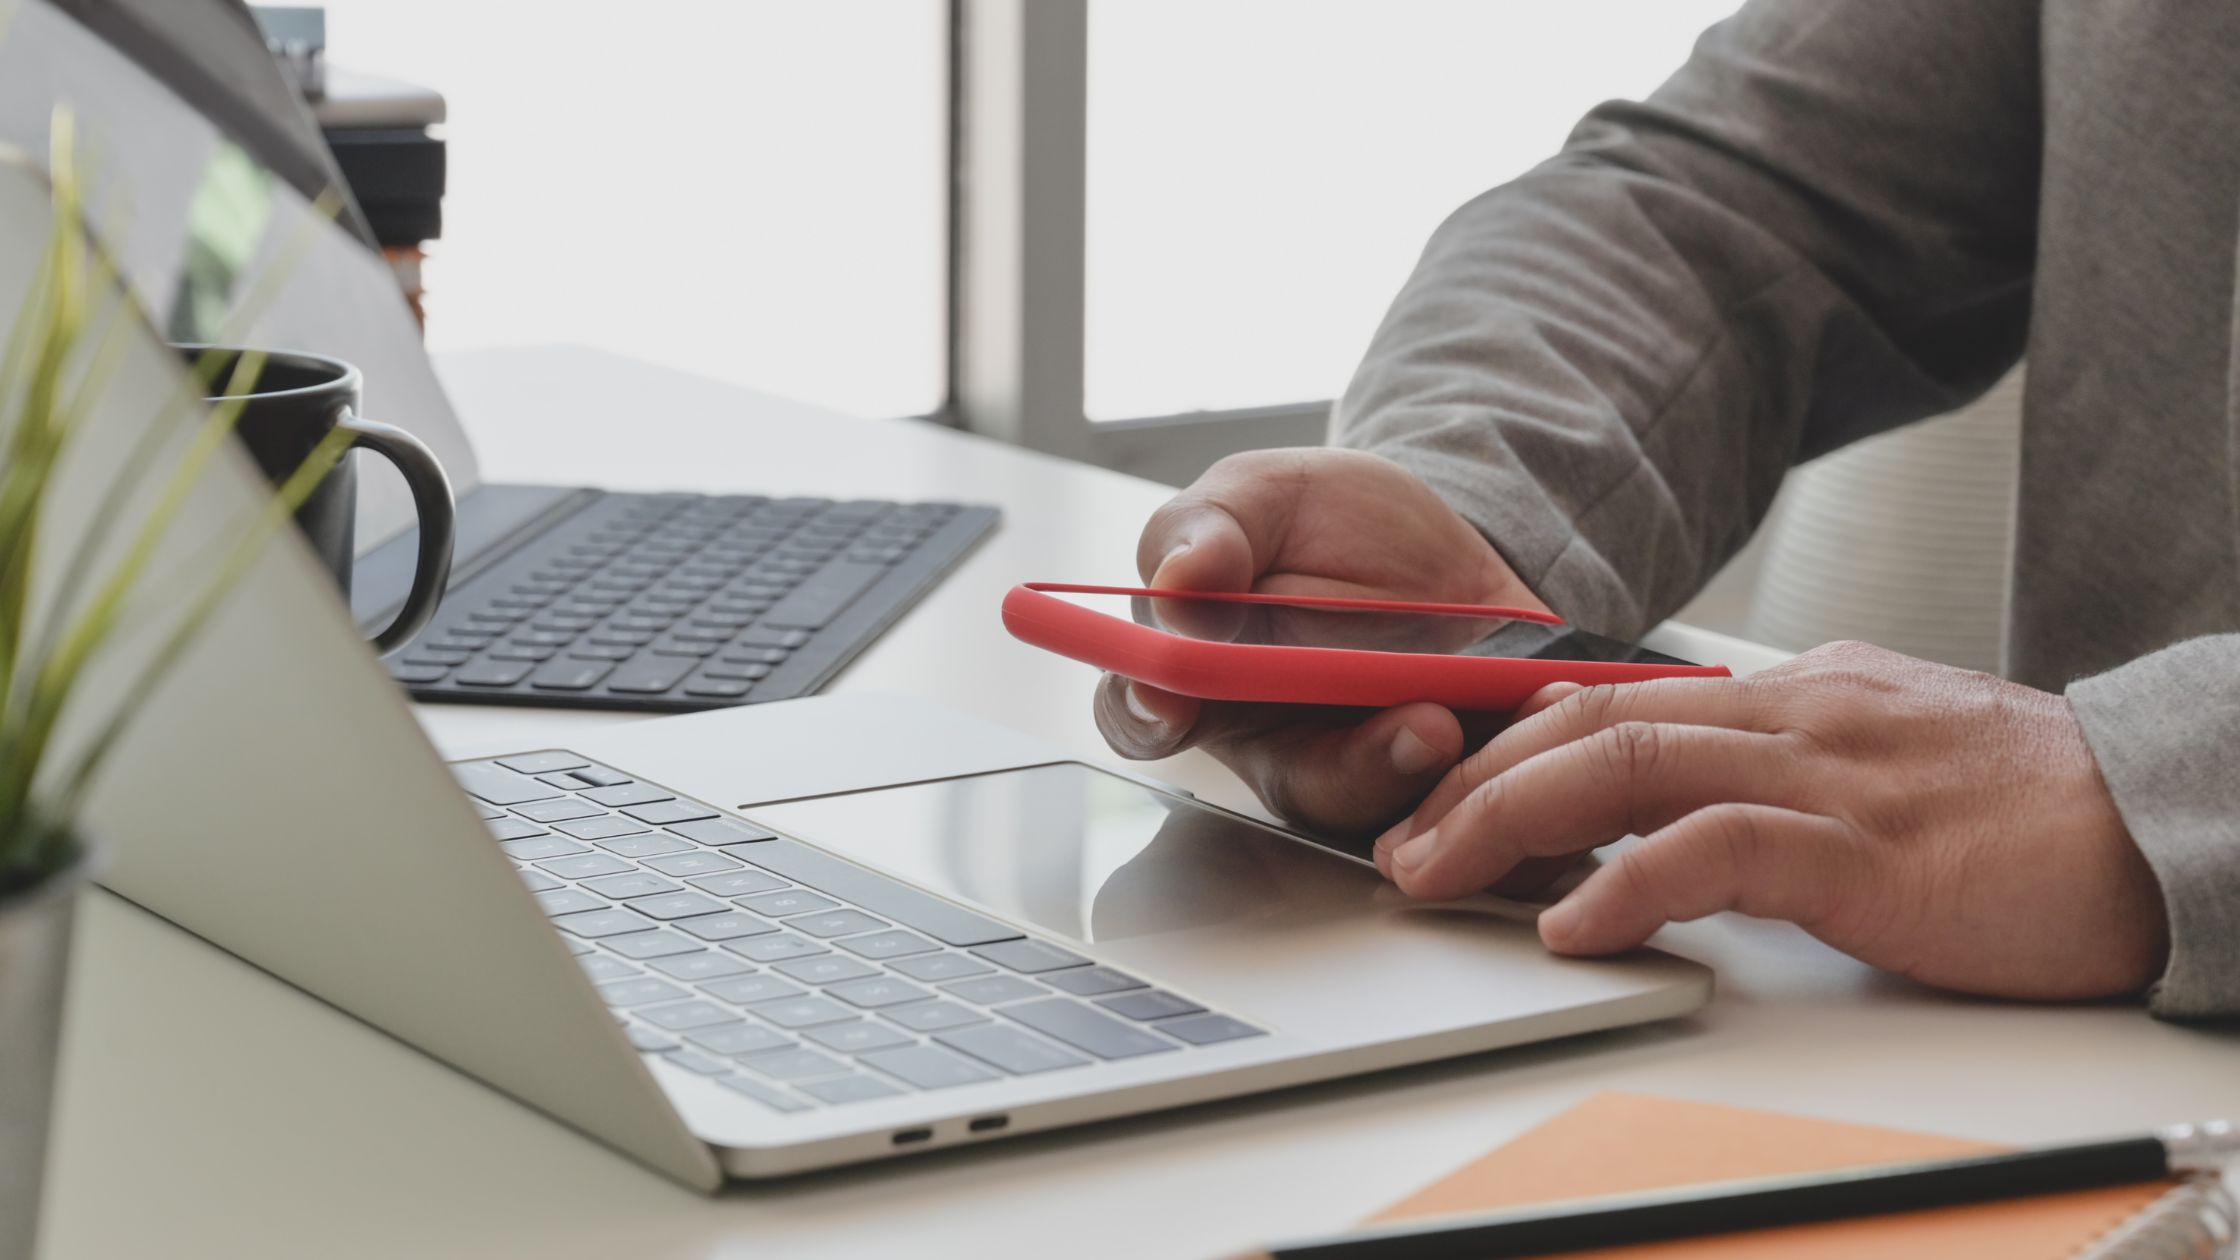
1361;1092;2235;1259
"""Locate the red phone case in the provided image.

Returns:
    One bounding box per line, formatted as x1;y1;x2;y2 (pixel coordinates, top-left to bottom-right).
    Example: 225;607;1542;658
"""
1002;583;1731;712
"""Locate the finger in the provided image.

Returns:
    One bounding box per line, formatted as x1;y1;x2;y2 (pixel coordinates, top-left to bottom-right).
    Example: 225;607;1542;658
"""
1406;677;1773;835
1216;701;1466;837
1093;675;1207;760
1384;723;1806;900
1538;804;1860;954
1511;681;1586;725
1137;463;1292;590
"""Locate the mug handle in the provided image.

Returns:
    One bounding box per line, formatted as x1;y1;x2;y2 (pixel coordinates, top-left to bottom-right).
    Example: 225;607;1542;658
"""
336;412;456;656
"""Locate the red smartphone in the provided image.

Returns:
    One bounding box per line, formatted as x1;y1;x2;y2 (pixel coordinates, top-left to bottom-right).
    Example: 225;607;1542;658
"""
1003;582;1730;712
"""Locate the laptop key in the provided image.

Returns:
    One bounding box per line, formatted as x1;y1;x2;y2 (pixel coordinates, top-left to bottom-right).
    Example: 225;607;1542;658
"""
736;838;1021;947
578;954;640;982
535;888;607;917
629;892;729;921
793;910;890;939
624;799;720;826
889;953;996;983
555;816;648;841
569;766;633;787
596;977;689;1008
486;817;547;841
715;1074;813;1114
858;1045;1001;1091
1097;991;1205;1021
514;798;608;824
538;853;634;880
797;1074;906;1105
502;836;589;861
624;1024;677;1052
601;931;704;960
762;561;885;629
1156;1013;1265;1045
724;934;828;964
453;761;560;806
1000;998;1178;1060
740;1049;849;1081
826;978;935;1010
1043;966;1147;997
737;890;839;919
882;1001;989;1034
455;658;535;687
688;869;789;898
649;952;755;982
667;818;776;847
675;912;779;942
685;1023;794;1056
663;1049;732;1076
803;1021;916;1054
518;869;563;893
772;955;878;985
640;1000;744;1032
603;656;695;694
973;939;1092;974
683;677;753;699
746;996;858;1030
390;663;450;684
643;850;743;877
935;1024;1091;1076
582;872;680;900
582;782;672;808
703;975;807;1005
835;931;940;961
942;976;1046;1006
554;908;654;939
599;834;693;859
529;658;614;690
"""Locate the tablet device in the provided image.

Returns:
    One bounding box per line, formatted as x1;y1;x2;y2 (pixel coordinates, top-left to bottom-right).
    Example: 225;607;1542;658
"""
1002;582;1730;712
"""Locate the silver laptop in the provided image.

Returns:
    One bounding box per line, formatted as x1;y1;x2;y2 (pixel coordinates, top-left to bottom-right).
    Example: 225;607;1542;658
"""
7;19;1710;1189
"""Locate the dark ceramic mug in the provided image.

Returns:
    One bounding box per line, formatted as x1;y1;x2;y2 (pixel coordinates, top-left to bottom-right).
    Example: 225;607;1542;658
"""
182;345;455;657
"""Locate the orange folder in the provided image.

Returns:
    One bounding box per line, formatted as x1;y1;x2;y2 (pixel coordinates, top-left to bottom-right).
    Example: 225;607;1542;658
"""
1363;1092;2173;1258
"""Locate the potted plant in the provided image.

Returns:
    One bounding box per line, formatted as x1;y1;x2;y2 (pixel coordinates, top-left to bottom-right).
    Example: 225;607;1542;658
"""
0;117;347;1259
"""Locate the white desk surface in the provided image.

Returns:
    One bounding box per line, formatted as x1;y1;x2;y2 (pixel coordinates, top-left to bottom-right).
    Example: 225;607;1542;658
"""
41;347;2240;1259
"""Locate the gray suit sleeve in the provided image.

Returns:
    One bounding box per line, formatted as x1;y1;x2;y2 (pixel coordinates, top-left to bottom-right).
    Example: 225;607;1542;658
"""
2068;636;2240;1019
1333;0;2043;639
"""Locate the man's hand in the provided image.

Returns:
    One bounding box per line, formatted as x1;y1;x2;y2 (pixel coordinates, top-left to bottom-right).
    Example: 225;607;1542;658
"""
1373;641;2171;1000
1094;448;1548;837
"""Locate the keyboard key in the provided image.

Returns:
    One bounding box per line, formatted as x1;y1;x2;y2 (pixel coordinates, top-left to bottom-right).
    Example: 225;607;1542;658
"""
649;952;755;982
502;836;589;861
454;658;535;687
935;1024;1091;1076
490;644;558;664
676;912;779;942
601;931;704;960
735;627;811;649
683;677;753;699
688;869;790;898
738;839;1021;946
1097;990;1204;1021
737;890;839;918
1000;998;1178;1060
518;868;563;893
628;892;730;921
534;888;607;917
596;834;692;858
724;934;828;964
772;956;879;985
641;999;747;1032
719;646;790;666
703;974;807;1004
554;816;649;841
701;661;773;682
569;766;634;787
745;995;857;1029
581;873;680;900
716;1074;812;1114
942;976;1046;1006
826;978;935;1010
596;977;689;1008
740;1049;849;1081
798;1074;906;1104
686;1023;795;1056
538;853;634;880
1156;1013;1266;1045
562;937;594;956
663;1049;733;1076
623;800;720;826
568;643;634;660
1043;966;1147;997
643;851;743;877
554;908;657;939
973;939;1091;974
578;956;639;984
471;801;507;820
514;798;608;824
762;561;886;629
582;782;673;808
793;910;891;939
486;817;548;841
667;818;776;847
889;953;996;983
882;1001;989;1034
497;752;587;775
858;1045;1001;1091
803;1021;916;1054
624;1024;676;1052
835;931;940;961
453;762;560;806
604;656;696;694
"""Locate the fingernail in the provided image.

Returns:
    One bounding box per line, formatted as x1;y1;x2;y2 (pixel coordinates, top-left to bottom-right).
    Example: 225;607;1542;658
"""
1539;898;1584;947
1388;726;1443;775
1154;540;1194;581
1122;682;1167;731
1392;830;1436;873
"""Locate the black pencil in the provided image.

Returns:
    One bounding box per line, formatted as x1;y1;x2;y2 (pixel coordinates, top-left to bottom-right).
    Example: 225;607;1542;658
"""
1239;1122;2238;1260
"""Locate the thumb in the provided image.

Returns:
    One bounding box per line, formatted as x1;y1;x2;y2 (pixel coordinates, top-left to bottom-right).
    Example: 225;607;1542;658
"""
1140;497;1256;592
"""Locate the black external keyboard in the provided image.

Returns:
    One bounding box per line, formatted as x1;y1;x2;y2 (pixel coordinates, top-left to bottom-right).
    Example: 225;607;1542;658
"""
388;492;998;712
455;752;1267;1114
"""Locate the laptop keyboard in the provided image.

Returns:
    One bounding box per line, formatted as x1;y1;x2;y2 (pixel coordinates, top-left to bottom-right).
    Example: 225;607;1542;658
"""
453;753;1267;1114
391;492;999;713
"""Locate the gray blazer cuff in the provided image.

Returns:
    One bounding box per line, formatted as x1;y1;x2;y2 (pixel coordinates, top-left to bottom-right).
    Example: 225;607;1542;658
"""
2067;634;2240;1019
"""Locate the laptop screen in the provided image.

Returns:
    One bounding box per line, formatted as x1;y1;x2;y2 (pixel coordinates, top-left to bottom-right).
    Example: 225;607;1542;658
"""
0;0;483;551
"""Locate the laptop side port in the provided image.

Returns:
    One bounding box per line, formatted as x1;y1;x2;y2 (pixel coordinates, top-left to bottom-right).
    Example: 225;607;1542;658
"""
968;1115;1010;1134
892;1127;935;1146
